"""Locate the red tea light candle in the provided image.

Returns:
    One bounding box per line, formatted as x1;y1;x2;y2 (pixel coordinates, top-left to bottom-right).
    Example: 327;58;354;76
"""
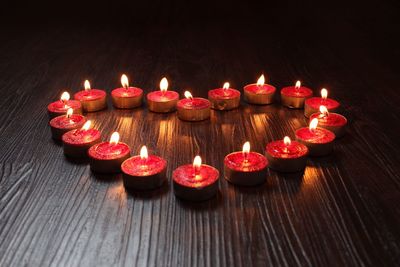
224;141;268;186
74;80;107;112
49;108;86;140
111;74;143;109
265;136;308;172
177;91;211;121
243;74;276;105
310;105;347;138
47;92;82;119
62;120;101;158
281;80;313;109
295;118;335;156
304;88;340;117
173;156;219;201
208;82;241;110
122;145;167;190
88;132;131;173
147;77;179;113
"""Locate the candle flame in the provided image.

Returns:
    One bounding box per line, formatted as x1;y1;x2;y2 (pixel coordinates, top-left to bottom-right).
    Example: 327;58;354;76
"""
160;77;168;93
84;80;91;91
257;74;265;86
242;141;250;154
193;155;202;169
283;136;291;146
61;92;70;102
295;80;301;89
66;108;73;118
319;105;329;116
140;145;148;160
223;82;230;89
110;132;120;144
321;88;328;99
184;91;193;99
121;74;129;88
81;120;91;131
309;118;319;131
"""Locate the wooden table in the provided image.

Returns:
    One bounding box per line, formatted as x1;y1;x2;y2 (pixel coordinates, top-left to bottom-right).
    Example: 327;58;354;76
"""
1;4;400;266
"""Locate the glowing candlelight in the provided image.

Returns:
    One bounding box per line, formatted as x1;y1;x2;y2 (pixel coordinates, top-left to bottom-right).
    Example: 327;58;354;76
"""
140;145;148;160
257;74;265;86
319;105;329;117
184;91;193;100
223;82;230;90
121;74;129;89
160;77;168;95
84;80;91;91
61;92;70;107
66;108;73;118
321;88;328;100
295;80;301;91
283;136;291;153
81;120;91;131
242;141;250;162
110;132;120;145
193;155;202;177
309;118;319;131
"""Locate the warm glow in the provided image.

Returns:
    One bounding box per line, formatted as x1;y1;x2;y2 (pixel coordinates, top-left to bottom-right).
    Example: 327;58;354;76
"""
284;136;291;146
84;80;91;91
295;80;301;89
140;145;148;160
121;74;129;88
184;91;193;99
81;120;91;131
321;88;328;99
61;92;70;102
257;74;265;86
193;155;202;168
66;108;73;118
309;118;319;130
110;132;120;144
160;77;168;93
223;82;230;89
319;105;329;116
242;141;250;154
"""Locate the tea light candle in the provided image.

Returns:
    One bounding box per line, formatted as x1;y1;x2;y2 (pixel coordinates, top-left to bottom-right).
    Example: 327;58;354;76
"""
122;146;167;190
47;92;82;119
177;91;211;121
243;74;276;105
173;156;219;201
224;141;268;186
304;88;340;117
88;132;131;173
265;136;308;172
310;105;347;138
280;81;313;109
295;118;335;156
111;74;143;109
208;82;241;110
49;108;86;140
147;77;179;113
74;80;107;112
62;120;101;158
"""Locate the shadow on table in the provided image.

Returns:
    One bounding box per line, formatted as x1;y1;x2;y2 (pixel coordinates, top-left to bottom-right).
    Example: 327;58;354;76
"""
64;156;90;165
124;182;170;200
91;172;122;182
176;190;223;211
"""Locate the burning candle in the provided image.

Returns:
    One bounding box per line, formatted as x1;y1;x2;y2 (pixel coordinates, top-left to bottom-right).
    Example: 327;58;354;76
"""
49;108;86;140
173;156;219;201
265;136;308;172
147;77;179;113
304;88;340;117
88;132;131;173
62;120;101;158
121;145;167;190
177;91;211;121
295;118;335;156
224;141;268;186
74;80;107;112
111;74;143;109
280;80;313;109
208;82;241;110
47;92;82;119
243;74;276;105
310;105;347;138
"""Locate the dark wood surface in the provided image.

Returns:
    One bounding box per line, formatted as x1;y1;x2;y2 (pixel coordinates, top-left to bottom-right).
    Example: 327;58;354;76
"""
1;2;400;266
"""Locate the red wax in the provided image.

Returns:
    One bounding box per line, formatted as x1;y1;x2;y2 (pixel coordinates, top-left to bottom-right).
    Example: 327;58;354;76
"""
244;83;276;94
208;88;240;99
49;114;86;130
177;98;210;110
305;97;339;110
147;91;179;102
173;164;218;188
62;128;101;145
281;86;313;98
266;140;308;159
310;112;347;127
295;127;335;144
111;87;143;98
47;100;81;114
88;142;130;160
224;152;267;172
122;155;166;176
74;89;106;101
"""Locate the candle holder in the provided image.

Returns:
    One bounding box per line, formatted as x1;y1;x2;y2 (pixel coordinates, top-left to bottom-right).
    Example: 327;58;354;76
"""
111;74;143;109
304;88;340;117
208;82;241;110
49;108;86;140
177;91;211;121
47;92;82;119
243;74;276;105
280;81;313;109
74;80;107;112
310;106;347;138
147;77;179;113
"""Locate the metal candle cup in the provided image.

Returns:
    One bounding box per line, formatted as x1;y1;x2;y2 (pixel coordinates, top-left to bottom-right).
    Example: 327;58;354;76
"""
280;81;313;109
304;88;340;117
111;74;143;109
147;77;179;113
310;106;347;138
177;91;211;121
62;121;101;158
49;109;86;140
243;74;276;105
208;82;241;110
74;80;107;112
47;92;82;119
